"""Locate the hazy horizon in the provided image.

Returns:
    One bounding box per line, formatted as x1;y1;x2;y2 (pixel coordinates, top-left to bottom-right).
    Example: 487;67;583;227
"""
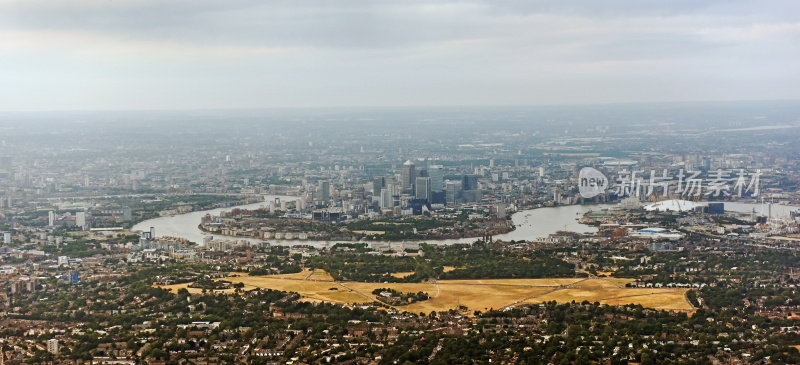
2;98;800;115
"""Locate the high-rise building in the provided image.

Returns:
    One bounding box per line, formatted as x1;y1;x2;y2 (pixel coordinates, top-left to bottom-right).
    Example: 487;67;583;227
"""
48;211;55;227
47;339;59;355
75;211;86;229
461;174;479;191
2;232;10;244
381;183;397;209
317;180;330;202
380;188;393;209
372;176;386;195
446;182;460;205
401;160;416;193
459;174;481;203
428;165;444;192
415;177;431;201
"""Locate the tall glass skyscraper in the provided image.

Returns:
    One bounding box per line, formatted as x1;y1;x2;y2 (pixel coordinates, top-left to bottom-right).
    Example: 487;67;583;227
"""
428;165;444;192
415;177;431;201
401;160;416;193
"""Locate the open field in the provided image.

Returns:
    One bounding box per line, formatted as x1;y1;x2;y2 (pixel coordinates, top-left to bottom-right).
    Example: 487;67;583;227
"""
516;279;690;311
158;282;241;294
157;271;692;313
306;269;335;281
439;278;583;286
389;266;457;279
389;271;415;278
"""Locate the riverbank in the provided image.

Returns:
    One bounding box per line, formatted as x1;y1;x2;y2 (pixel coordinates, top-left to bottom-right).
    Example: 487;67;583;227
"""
134;197;798;248
134;198;609;247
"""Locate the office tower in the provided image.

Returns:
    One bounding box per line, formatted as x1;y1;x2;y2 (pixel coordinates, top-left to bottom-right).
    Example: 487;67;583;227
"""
461;174;479;191
317;180;330;202
3;232;10;244
460;174;481;203
446;182;460;205
76;212;86;229
372;176;386;195
380;188;393;209
150;227;156;239
496;203;507;218
428;165;444;192
401;160;416;193
415;177;431;201
48;211;55;226
380;183;396;209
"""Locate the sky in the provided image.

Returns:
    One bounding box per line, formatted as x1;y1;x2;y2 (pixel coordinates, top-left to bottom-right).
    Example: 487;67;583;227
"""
1;0;799;111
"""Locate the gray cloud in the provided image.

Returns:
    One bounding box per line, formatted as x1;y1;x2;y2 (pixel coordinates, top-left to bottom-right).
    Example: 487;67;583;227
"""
0;0;798;110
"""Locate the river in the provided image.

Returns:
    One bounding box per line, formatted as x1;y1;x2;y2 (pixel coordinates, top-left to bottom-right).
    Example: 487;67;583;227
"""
132;198;797;248
132;196;612;247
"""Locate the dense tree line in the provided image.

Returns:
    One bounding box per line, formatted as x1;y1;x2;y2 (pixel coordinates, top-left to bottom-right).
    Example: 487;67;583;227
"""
308;243;577;282
371;288;429;305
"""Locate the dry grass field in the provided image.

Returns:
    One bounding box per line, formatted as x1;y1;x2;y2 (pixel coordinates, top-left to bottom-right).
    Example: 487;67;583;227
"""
516;279;691;311
157;271;692;314
389;266;457;279
389;271;415;278
158;282;240;295
306;269;335;281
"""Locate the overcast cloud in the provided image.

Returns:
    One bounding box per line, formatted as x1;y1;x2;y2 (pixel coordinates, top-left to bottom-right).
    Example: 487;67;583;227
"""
1;0;799;111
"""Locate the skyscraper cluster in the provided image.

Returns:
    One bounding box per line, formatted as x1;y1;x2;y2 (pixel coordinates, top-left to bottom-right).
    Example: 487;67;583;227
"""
368;159;482;215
